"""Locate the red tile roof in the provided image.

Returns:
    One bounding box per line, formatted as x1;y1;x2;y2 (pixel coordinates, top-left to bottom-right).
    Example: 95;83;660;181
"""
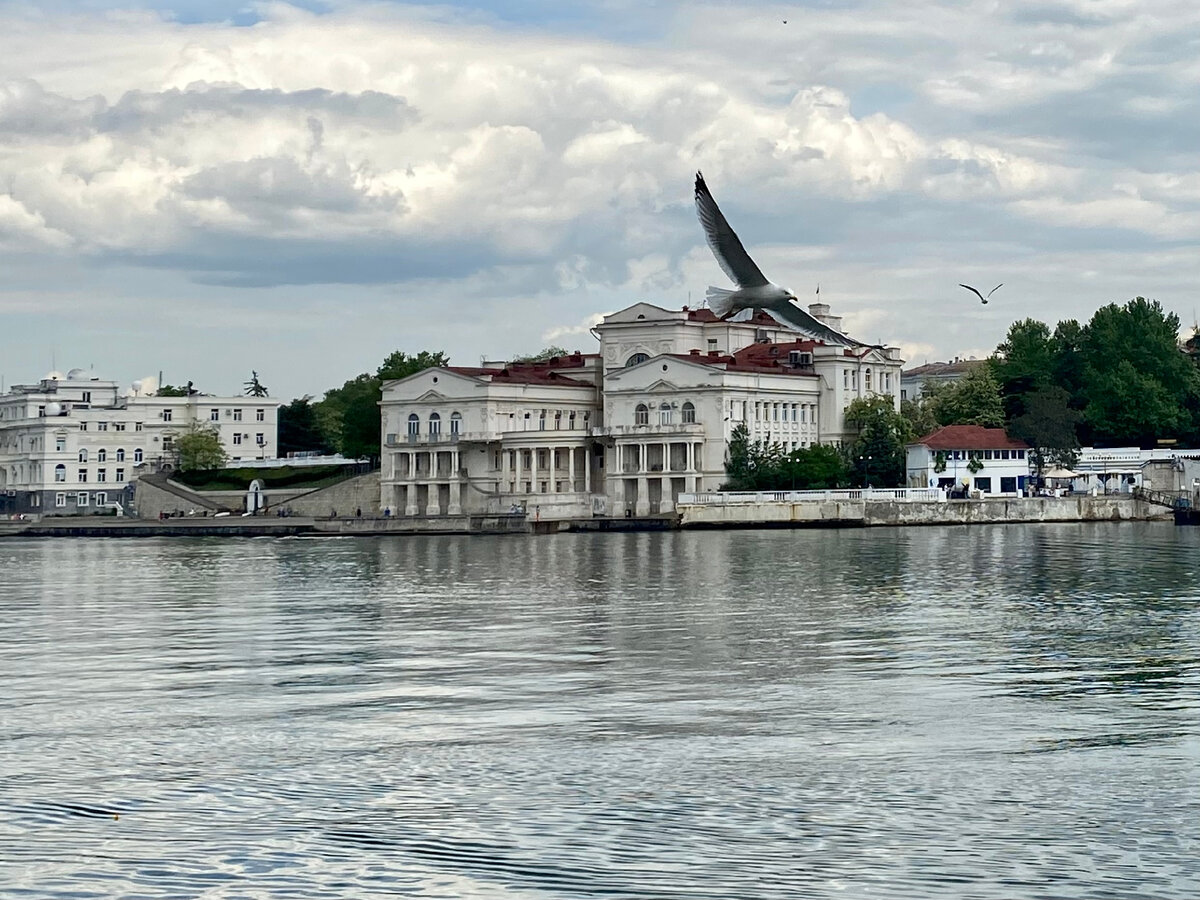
664;339;823;377
912;425;1028;451
445;352;596;386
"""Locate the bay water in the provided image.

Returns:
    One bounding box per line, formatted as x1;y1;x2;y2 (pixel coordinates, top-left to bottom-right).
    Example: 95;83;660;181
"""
2;524;1198;898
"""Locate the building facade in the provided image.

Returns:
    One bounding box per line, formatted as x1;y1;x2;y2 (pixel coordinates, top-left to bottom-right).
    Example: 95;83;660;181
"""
0;370;280;516
900;358;987;402
906;425;1031;496
380;301;904;519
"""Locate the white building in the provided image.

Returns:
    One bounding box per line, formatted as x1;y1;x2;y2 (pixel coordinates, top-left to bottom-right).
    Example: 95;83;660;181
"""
901;358;987;402
0;370;280;516
906;425;1031;496
380;301;904;519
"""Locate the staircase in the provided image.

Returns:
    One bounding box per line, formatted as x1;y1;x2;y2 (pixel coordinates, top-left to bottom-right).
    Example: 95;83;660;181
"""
1132;486;1189;510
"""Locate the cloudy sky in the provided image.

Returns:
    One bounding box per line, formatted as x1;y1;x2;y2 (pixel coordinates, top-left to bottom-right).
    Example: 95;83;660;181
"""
2;0;1199;400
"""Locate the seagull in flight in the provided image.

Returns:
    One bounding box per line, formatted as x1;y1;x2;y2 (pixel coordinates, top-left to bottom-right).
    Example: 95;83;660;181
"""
694;171;861;345
959;282;1003;304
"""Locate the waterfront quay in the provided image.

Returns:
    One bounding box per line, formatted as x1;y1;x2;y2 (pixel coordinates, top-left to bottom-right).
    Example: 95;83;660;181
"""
0;489;1165;537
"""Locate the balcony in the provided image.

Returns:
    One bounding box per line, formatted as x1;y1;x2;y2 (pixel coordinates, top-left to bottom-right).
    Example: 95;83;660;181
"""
592;423;704;438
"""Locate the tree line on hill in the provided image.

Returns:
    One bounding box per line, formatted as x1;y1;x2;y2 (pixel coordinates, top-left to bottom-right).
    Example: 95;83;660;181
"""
726;296;1200;491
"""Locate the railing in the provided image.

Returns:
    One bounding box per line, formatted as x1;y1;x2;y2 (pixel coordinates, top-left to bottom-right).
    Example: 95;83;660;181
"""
679;488;943;505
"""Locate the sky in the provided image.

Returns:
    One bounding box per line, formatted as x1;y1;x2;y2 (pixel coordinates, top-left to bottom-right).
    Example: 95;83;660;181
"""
3;0;1200;400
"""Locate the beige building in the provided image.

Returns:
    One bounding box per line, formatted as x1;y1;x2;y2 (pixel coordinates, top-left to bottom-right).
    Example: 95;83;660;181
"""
0;370;280;516
379;302;903;520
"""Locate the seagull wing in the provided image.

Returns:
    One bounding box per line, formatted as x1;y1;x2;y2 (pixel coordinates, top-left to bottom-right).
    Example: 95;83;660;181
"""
959;283;986;303
987;283;1004;298
695;172;769;289
770;301;874;347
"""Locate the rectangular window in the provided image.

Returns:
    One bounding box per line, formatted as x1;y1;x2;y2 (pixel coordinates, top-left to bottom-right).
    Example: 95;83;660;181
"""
97;469;107;482
78;468;87;482
77;492;89;507
255;433;264;446
38;405;45;417
1000;477;1017;494
56;437;66;452
233;434;242;445
115;468;124;482
135;422;143;432
162;437;173;452
162;409;172;422
1017;449;1026;459
256;409;264;421
983;450;992;460
55;493;67;508
114;422;126;431
95;492;107;506
82;391;91;403
98;421;108;431
210;409;220;421
233;409;243;421
80;422;88;431
974;477;992;493
843;370;849;389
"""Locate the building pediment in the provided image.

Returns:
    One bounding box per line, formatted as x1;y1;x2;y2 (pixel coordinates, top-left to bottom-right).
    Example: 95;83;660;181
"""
601;302;678;325
413;389;449;404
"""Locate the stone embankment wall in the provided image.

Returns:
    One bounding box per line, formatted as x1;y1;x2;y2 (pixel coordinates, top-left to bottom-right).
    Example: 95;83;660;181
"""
271;471;380;517
679;496;1166;528
134;471;381;519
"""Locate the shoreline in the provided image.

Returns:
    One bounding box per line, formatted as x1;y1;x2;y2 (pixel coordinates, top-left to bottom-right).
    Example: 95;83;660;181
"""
0;495;1170;538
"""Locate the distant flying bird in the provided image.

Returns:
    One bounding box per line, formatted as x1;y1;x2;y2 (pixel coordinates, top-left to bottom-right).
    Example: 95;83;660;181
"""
694;172;861;345
959;282;1003;304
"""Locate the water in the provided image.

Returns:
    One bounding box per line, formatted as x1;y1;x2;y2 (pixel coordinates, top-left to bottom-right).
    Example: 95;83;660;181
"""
2;523;1199;898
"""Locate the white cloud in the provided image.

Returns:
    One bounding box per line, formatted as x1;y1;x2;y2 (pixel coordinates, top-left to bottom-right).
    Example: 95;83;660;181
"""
0;1;1198;395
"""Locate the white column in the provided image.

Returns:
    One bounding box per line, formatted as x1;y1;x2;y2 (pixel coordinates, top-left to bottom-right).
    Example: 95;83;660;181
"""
449;479;462;515
568;446;576;492
686;442;694;472
585;447;592;493
635;475;650;516
515;447;523;494
549;446;557;492
405;483;418;516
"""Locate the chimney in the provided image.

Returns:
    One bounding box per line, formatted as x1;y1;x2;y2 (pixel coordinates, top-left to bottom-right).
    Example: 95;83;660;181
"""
808;302;844;334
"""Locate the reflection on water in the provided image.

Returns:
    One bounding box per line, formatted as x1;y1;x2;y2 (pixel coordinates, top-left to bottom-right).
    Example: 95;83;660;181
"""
2;523;1199;898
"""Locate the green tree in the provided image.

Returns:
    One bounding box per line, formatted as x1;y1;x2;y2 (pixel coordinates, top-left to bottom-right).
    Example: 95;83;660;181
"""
778;444;849;489
314;350;450;460
244;371;269;397
928;365;1004;427
155;384;190;397
844;396;907;487
378;350;451;382
993;318;1055;421
510;345;569;364
177;423;228;472
1009;386;1081;481
900;395;939;441
1079;298;1199;446
278;395;333;457
722;423;785;490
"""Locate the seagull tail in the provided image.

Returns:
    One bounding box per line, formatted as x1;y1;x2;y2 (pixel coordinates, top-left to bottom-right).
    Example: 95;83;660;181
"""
706;286;738;318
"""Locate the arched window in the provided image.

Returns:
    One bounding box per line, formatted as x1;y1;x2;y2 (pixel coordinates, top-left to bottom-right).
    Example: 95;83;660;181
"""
539;410;546;431
78;448;87;463
116;448;125;462
407;413;420;436
54;464;66;482
659;402;673;426
682;401;696;424
429;412;441;436
450;411;461;436
134;449;144;463
626;353;649;367
635;403;649;426
865;368;873;391
97;448;107;462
